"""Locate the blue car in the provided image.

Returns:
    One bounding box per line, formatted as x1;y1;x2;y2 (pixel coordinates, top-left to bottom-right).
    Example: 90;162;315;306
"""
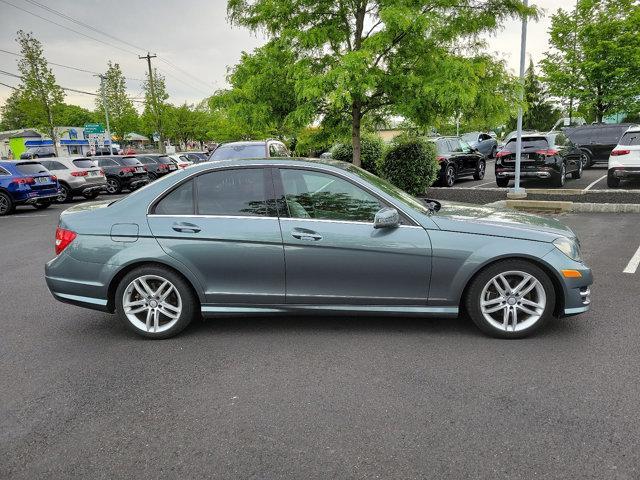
0;161;60;216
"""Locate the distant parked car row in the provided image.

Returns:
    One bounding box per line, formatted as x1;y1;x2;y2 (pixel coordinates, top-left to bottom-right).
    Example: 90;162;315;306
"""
0;160;60;215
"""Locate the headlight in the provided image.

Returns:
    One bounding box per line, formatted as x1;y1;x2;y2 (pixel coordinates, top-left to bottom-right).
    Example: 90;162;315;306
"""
553;237;582;262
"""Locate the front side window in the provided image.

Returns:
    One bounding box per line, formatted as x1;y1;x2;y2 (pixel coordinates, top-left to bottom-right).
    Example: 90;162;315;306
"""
280;169;381;222
154;180;194;215
196;168;269;217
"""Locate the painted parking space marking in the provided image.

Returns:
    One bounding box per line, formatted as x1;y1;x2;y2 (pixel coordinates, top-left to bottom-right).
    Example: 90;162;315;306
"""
623;245;640;274
0;214;49;219
583;174;607;191
471;181;497;188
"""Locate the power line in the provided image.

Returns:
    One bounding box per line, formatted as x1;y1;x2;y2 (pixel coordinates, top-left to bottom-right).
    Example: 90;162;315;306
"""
0;81;18;90
158;57;214;90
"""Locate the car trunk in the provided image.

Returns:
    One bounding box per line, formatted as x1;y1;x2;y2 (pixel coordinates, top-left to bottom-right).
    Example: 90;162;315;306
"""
497;137;552;167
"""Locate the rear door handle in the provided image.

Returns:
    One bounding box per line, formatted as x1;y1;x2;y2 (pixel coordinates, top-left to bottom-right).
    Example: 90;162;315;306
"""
291;228;322;241
172;222;201;233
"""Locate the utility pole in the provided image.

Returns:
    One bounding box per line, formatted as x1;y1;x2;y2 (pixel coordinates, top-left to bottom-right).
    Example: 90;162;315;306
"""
509;0;528;199
95;74;112;154
139;52;164;153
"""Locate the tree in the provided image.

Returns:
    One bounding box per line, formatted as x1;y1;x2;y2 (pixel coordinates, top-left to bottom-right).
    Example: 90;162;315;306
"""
0;89;41;130
96;62;139;146
53;104;97;126
14;30;64;154
141;68;169;151
541;0;640;122
228;0;533;167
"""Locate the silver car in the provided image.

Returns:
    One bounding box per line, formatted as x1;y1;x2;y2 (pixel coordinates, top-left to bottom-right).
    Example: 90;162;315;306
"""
45;158;592;340
39;157;107;203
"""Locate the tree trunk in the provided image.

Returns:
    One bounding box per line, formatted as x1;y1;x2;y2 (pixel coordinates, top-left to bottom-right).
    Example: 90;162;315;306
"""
351;101;362;167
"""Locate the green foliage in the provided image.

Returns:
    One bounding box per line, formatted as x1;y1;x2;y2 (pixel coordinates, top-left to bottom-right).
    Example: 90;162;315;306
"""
96;62;139;144
165;103;210;146
330;134;384;174
293;127;335;158
141;68;170;148
541;0;640;122
380;136;439;196
228;0;534;166
53;104;97;126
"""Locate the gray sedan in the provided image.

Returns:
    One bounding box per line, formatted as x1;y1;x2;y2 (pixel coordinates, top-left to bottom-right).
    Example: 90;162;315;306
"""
461;132;499;158
45;158;592;339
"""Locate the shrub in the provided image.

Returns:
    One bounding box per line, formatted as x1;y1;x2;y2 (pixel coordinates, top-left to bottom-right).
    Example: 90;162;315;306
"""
330;134;384;174
380;136;439;196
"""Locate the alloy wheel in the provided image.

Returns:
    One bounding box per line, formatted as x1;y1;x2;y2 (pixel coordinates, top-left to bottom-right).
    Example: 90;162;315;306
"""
559;164;566;186
57;185;68;203
446;166;455;187
478;161;485;178
0;194;9;215
480;270;546;332
122;275;182;333
106;179;118;194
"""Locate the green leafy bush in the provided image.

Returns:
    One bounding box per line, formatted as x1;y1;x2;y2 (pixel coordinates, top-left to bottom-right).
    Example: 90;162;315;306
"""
330;134;384;174
380;136;439;196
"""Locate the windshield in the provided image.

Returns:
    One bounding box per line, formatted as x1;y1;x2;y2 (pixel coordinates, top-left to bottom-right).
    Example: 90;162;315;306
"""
343;164;432;216
117;157;142;166
16;162;48;175
211;145;266;160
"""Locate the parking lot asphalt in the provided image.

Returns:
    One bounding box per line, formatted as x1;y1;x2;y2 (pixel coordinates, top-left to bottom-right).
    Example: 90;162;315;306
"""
454;160;640;191
1;199;640;479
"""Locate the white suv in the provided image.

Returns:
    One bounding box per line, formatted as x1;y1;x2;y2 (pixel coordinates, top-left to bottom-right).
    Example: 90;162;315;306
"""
39;157;107;202
607;126;640;188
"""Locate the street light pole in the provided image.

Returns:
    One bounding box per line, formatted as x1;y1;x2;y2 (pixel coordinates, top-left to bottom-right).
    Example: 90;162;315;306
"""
511;0;529;198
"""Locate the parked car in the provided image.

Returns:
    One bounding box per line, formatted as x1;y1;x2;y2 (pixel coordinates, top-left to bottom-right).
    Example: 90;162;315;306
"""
209;140;290;161
461;132;498;158
564;123;637;168
20;146;56;159
94;156;150;194
135;154;178;181
0;160;59;215
429;136;486;187
498;130;536;151
38;158;107;203
607;125;640;188
167;154;193;170
495;133;584;187
88;147;119;156
181;152;209;164
45;158;592;339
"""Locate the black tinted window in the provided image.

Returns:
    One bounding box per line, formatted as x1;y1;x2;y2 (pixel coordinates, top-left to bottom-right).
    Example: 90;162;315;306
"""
73;159;96;168
97;158;117;167
15;162;48;175
620;132;640;146
280;169;381;222
210;145;266;160
118;157;142;166
0;167;10;175
155;180;194;215
47;161;68;170
504;137;549;151
196;169;268;216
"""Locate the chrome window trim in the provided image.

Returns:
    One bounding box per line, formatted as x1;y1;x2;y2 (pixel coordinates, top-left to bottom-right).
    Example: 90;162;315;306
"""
148;214;279;220
279;217;423;228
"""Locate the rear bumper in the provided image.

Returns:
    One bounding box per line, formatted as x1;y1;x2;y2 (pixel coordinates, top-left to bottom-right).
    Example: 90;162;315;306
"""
496;169;554;179
14;190;60;205
609;167;640;178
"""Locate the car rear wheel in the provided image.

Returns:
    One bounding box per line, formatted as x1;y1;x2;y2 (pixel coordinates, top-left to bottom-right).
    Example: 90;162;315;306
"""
105;177;121;194
115;266;198;339
553;163;566;187
147;172;157;181
582;152;593;168
473;160;486;180
496;177;509;188
607;171;621;188
0;192;14;216
56;184;71;203
83;191;100;200
571;155;584;179
465;260;556;339
443;164;456;187
490;145;497;159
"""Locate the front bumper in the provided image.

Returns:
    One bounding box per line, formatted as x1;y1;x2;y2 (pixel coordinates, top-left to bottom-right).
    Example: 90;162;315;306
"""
542;248;593;317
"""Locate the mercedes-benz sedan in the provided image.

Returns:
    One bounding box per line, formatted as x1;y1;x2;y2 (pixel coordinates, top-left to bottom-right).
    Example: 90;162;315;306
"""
45;159;592;339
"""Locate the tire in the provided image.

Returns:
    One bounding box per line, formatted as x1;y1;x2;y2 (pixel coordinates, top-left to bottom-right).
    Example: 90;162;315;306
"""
571;156;584;179
465;259;556;339
553;163;566;187
0;191;14;216
147;172;157;182
56;184;71;203
473;160;486;180
105;177;122;194
607;171;621;188
83;191;100;200
115;265;198;339
582;152;593;168
496;177;509;188
32;154;39;159
443;164;456;187
33;200;52;210
490;145;497;159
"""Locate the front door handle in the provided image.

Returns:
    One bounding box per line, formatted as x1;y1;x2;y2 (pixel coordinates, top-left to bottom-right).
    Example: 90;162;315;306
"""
172;222;201;233
291;228;322;241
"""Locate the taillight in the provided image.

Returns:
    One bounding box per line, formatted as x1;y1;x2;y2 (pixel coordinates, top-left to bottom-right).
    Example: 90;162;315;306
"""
12;177;35;185
120;167;135;173
100;169;105;175
71;171;89;177
535;149;559;157
611;149;630;156
55;227;77;255
496;150;511;158
437;156;446;163
51;175;57;181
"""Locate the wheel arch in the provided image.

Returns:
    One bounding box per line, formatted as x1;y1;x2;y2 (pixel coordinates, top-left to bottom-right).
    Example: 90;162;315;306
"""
458;254;566;318
106;260;203;313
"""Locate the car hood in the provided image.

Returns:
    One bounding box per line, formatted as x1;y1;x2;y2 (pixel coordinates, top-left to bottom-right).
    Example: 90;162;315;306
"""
429;202;575;242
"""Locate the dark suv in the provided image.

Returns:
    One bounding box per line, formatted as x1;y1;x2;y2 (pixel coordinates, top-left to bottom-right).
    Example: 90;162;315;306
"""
564;123;635;168
135;154;178;181
428;136;486;187
210;140;290;160
20;146;56;159
95;156;150;194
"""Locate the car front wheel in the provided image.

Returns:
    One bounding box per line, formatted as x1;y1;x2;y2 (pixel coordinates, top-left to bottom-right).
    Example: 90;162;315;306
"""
465;260;556;338
571;156;584;179
553;163;566;187
115;265;197;339
443;164;456;187
496;177;509;188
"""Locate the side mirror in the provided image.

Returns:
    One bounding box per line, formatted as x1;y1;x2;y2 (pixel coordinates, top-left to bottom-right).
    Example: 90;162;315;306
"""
374;207;400;229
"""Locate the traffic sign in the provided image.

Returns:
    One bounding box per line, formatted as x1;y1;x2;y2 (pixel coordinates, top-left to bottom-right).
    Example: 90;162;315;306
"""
84;123;105;134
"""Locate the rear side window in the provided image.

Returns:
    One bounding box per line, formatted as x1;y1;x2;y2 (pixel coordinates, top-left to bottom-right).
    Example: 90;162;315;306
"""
118;157;142;166
137;156;156;164
97;158;117;167
46;161;68;170
504;137;549;151
15;162;48;175
0;167;10;176
619;132;640;146
73;159;96;168
196;168;268;217
154;180;194;215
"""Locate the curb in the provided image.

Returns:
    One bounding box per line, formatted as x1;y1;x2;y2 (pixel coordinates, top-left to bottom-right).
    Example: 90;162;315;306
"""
486;200;640;213
429;187;640;195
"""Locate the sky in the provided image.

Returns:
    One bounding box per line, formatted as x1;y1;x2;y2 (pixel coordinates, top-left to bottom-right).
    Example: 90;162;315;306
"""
0;0;568;114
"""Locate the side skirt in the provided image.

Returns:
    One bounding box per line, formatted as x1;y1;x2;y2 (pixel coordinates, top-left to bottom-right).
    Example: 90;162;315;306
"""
201;304;459;318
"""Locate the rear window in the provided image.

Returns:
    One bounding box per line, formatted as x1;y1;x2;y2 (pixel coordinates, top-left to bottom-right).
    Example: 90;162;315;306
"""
504;137;549;151
15;162;48;175
136;156;157;164
434;139;450;154
619;131;640;146
72;159;96;168
210;145;266;160
157;156;172;164
117;157;142;166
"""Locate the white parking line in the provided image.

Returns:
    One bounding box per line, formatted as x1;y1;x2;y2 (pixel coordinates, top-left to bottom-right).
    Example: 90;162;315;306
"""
583;174;607;191
0;214;49;219
623;245;640;274
471;181;497;188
